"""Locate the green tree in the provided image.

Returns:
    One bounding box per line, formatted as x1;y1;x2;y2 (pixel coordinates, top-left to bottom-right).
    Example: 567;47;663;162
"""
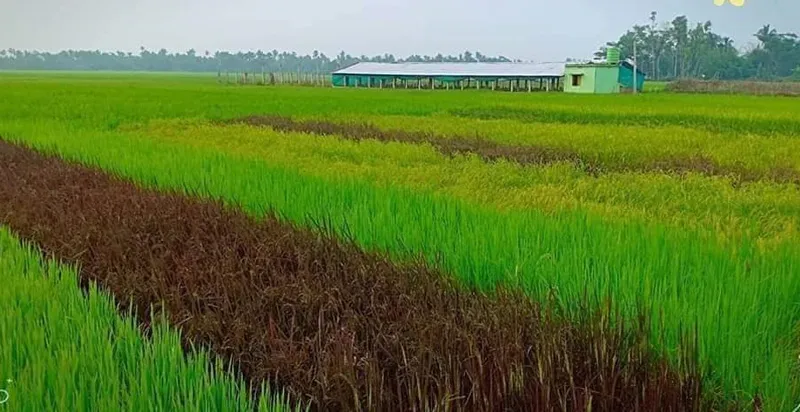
598;13;799;80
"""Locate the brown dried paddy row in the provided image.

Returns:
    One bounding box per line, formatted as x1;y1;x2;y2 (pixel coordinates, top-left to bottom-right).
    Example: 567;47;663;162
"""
229;115;800;185
0;139;708;411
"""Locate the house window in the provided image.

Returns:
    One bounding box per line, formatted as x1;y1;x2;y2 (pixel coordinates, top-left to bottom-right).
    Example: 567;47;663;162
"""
571;74;583;87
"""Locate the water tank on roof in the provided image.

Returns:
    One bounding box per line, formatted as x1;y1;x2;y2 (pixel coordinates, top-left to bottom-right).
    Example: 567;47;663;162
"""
606;47;620;65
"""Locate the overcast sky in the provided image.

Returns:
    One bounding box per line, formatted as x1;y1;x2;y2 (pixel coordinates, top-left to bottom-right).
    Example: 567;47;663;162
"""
2;0;798;61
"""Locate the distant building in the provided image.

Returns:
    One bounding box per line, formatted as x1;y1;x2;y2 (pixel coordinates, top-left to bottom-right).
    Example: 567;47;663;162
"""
563;61;646;94
331;62;566;91
330;49;646;94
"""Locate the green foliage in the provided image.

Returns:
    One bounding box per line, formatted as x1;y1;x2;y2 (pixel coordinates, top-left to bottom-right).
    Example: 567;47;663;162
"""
601;13;800;80
0;48;512;73
0;227;298;412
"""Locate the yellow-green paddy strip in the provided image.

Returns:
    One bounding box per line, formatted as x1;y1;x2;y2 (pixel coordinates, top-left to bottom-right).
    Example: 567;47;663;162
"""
2;123;798;409
140;119;800;246
296;113;800;175
0;227;299;412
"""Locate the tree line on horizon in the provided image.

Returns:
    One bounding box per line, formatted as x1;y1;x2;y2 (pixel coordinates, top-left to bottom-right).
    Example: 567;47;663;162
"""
0;48;515;76
1;13;798;81
598;12;800;80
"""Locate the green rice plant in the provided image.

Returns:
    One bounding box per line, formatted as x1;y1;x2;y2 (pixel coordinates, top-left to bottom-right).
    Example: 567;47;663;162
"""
0;226;299;412
2;122;798;409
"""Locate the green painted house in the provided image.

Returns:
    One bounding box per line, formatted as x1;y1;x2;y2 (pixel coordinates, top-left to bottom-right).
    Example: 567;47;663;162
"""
563;61;646;94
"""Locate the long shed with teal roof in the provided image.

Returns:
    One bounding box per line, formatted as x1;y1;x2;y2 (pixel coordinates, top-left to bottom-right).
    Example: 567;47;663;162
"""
331;62;566;91
330;59;645;94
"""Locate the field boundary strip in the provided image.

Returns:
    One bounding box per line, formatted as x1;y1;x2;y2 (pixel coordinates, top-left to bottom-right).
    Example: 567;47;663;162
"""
449;106;800;137
0;139;711;411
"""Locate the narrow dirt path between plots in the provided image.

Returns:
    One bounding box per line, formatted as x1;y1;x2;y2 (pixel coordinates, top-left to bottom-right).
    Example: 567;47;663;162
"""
227;115;800;186
0;139;707;411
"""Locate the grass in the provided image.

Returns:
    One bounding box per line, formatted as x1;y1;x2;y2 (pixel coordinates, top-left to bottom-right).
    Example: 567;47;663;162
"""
0;72;798;409
0;225;298;412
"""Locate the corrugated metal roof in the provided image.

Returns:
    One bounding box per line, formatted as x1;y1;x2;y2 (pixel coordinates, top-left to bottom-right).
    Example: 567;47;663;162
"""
333;62;566;77
566;59;646;75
